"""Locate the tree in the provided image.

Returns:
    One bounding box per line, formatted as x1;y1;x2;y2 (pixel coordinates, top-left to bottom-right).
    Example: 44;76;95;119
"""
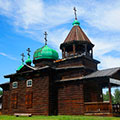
103;91;109;101
114;89;120;104
0;90;3;95
103;91;114;103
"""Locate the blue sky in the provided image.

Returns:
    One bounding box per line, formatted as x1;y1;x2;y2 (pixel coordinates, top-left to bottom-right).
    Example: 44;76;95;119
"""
0;0;120;94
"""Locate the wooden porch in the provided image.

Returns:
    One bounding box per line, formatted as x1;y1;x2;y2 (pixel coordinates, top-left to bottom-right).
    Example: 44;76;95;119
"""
83;74;120;116
85;102;111;113
84;102;120;116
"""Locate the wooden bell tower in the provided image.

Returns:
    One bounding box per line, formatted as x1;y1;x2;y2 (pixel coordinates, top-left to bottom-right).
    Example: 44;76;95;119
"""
60;7;94;59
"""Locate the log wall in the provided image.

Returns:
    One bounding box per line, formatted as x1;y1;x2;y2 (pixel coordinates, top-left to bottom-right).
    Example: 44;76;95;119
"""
2;75;50;115
58;82;84;115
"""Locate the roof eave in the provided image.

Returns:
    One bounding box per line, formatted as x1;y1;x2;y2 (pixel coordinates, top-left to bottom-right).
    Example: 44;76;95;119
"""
0;82;9;87
4;65;52;78
60;40;94;49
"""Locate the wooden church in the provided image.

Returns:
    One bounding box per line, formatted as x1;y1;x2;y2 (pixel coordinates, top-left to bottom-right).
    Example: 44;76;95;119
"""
0;8;120;116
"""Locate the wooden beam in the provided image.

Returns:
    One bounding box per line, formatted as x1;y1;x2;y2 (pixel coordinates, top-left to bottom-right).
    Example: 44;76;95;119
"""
108;80;112;113
73;44;76;55
62;51;64;58
85;44;87;55
63;47;65;58
91;49;93;58
110;78;120;85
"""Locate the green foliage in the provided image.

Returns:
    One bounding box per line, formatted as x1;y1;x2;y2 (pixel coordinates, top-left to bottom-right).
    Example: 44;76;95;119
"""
0;90;3;95
0;115;120;120
114;89;120;104
103;91;109;101
103;89;120;104
103;91;114;103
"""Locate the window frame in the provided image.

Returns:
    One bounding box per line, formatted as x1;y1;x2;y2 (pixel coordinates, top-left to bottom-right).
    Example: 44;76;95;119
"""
12;82;18;89
26;79;32;87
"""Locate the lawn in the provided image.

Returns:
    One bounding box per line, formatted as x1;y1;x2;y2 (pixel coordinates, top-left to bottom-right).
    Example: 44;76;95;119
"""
0;115;120;120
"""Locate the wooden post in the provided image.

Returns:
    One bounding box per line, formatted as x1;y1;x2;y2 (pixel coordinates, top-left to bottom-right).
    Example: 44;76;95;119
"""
85;44;87;55
73;44;76;56
91;49;93;58
62;51;64;58
108;80;112;113
63;48;65;58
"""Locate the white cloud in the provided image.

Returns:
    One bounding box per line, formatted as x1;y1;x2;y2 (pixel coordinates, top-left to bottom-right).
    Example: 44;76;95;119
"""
92;38;119;57
14;0;44;29
0;0;120;31
0;0;12;16
83;0;120;31
0;0;85;29
0;52;18;61
100;56;120;69
90;37;120;69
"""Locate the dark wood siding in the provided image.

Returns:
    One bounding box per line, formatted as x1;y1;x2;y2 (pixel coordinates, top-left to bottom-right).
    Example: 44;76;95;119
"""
25;92;32;109
84;82;103;102
11;93;18;109
58;82;84;115
2;90;10;114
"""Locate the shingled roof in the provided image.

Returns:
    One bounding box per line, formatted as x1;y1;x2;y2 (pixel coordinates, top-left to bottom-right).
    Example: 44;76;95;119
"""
56;67;120;83
64;25;92;44
82;67;120;79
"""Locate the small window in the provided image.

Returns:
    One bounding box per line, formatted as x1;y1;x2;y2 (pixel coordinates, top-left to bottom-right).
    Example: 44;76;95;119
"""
26;79;32;87
12;82;18;88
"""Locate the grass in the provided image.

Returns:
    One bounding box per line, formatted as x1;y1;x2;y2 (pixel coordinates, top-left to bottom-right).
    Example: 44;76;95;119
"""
0;115;120;120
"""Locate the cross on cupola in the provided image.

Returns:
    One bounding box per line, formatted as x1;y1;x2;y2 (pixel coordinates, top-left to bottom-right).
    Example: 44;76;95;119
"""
60;7;94;59
73;7;77;20
21;53;25;64
44;31;48;45
27;48;31;57
26;48;32;65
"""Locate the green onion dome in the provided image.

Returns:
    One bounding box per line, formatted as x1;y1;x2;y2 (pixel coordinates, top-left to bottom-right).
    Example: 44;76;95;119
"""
33;45;59;61
25;56;32;64
72;20;80;26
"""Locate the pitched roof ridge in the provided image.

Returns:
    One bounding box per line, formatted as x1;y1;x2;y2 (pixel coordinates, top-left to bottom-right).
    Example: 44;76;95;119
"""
81;67;120;79
63;25;92;44
25;64;36;70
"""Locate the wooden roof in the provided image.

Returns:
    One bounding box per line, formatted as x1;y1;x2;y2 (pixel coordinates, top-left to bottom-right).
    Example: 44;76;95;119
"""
56;67;120;82
4;65;50;78
82;67;120;79
64;25;92;44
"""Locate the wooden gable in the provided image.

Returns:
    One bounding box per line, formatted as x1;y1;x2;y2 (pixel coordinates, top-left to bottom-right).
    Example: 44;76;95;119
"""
17;65;34;73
